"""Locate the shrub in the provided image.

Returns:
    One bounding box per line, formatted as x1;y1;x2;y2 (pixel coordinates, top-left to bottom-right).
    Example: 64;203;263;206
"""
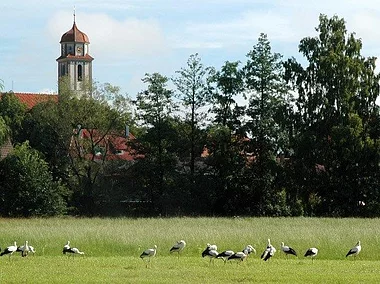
0;141;68;216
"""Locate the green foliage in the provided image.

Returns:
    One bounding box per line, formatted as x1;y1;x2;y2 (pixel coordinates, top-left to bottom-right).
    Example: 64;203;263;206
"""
0;116;8;144
239;33;292;215
244;33;290;157
0;91;26;143
18;80;132;216
284;14;380;216
63;83;134;215
136;73;176;127
20;100;71;182
132;73;181;213
209;61;245;129
173;53;212;112
67;98;127;215
173;53;213;178
0;142;68;216
205;62;248;215
203;124;246;214
92;81;135;130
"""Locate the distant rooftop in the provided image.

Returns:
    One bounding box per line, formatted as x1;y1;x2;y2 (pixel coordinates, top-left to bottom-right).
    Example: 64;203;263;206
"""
1;92;59;109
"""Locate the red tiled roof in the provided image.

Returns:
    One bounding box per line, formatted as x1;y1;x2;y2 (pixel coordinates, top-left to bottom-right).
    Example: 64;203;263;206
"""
72;129;142;161
13;93;58;109
60;22;89;43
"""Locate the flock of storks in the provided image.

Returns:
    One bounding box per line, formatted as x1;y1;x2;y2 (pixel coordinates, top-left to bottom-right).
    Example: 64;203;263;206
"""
0;240;84;258
140;239;362;265
0;239;361;264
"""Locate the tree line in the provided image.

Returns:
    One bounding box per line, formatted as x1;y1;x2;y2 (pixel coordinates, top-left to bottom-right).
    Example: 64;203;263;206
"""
0;14;379;217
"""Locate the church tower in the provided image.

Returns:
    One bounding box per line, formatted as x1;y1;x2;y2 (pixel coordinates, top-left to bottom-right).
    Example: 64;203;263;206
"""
57;13;93;96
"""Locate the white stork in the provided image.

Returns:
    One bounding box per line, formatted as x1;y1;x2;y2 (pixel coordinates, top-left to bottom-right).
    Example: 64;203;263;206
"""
216;250;235;263
281;242;297;258
346;241;361;259
170;240;186;258
202;246;218;264
261;239;276;261
1;241;17;258
304;247;318;262
62;241;84;256
19;241;30;257
140;245;157;267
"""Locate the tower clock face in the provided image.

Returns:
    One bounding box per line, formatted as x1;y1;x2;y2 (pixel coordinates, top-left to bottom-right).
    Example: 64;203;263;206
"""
77;46;83;56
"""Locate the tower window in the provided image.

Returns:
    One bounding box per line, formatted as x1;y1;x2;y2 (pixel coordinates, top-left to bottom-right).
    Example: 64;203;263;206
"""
61;64;66;76
78;64;83;81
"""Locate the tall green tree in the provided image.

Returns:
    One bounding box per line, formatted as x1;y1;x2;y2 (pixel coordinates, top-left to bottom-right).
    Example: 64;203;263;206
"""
243;33;291;215
205;61;247;214
244;33;289;158
173;53;212;180
284;14;380;216
133;73;179;213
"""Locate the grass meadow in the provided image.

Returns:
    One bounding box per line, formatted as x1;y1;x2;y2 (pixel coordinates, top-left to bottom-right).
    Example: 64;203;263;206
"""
0;217;380;283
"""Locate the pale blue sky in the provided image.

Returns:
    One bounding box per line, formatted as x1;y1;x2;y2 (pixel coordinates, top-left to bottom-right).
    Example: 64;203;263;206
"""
1;0;380;96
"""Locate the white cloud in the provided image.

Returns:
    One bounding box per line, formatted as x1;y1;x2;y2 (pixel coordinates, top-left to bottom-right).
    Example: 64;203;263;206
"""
169;0;380;56
170;8;315;50
47;11;169;60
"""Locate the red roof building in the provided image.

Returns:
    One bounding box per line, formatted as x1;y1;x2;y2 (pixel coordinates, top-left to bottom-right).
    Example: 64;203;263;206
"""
71;128;141;162
13;92;58;109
